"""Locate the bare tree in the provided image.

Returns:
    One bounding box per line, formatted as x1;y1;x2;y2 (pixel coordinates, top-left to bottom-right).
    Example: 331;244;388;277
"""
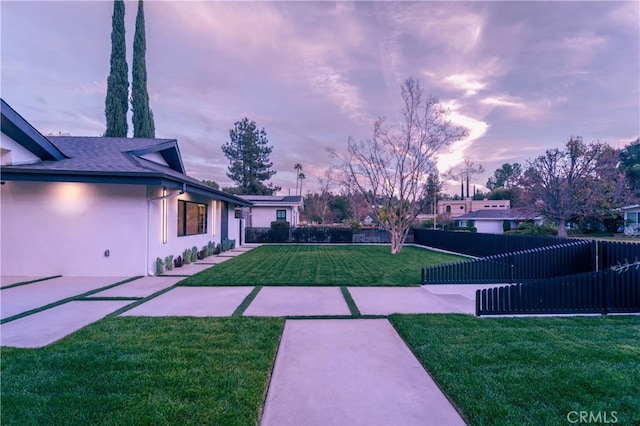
330;78;468;254
522;137;626;237
303;168;335;224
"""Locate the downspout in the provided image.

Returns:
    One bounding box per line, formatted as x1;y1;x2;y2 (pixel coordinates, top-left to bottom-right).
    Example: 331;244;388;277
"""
146;184;186;275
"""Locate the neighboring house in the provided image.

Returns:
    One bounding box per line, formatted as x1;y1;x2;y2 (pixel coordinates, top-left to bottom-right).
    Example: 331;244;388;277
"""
619;204;640;236
0;99;251;277
456;209;542;234
239;195;304;227
437;199;510;218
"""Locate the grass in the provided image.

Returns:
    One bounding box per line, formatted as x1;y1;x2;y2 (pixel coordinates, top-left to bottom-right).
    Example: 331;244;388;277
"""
1;317;284;426
390;314;640;426
180;244;464;286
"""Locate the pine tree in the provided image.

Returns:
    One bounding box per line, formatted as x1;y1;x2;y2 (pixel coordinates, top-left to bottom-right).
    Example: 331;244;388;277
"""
132;0;155;138
104;0;128;137
222;118;280;195
131;0;156;138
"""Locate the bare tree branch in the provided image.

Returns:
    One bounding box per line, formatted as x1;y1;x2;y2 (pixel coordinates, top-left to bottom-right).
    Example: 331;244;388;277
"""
330;77;468;254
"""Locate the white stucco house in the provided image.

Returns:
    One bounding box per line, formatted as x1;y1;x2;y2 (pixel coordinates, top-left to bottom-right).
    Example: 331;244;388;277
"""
456;209;542;234
239;195;304;228
619;204;640;236
0;99;252;277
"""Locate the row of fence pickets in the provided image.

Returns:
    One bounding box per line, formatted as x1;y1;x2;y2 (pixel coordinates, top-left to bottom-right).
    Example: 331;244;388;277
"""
414;229;640;316
421;241;594;283
475;268;639;315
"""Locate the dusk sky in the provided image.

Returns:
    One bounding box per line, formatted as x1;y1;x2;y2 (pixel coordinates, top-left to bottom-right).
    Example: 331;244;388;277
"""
2;1;639;195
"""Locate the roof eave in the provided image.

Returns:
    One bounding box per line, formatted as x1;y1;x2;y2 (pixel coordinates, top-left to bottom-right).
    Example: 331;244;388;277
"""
1;99;67;161
0;168;253;206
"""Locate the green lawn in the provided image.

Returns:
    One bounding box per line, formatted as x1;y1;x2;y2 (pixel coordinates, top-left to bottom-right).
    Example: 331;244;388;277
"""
1;317;284;426
181;244;464;286
390;314;640;426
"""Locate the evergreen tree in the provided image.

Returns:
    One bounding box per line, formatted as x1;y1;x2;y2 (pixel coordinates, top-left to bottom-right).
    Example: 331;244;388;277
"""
104;0;128;137
222;118;280;195
132;0;155;138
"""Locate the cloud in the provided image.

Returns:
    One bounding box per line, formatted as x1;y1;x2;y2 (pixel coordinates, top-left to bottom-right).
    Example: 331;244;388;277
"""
435;99;489;173
480;96;524;109
607;2;640;34
443;74;486;96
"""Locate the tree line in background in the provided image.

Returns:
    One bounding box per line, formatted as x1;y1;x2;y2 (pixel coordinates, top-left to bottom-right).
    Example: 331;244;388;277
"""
221;76;638;251
300;137;639;240
105;0;155;138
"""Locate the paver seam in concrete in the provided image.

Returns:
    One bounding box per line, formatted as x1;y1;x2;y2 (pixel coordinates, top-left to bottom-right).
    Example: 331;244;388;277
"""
387;317;470;424
1;275;62;290
80;297;141;301
0;276;143;325
340;286;361;316
108;284;181;317
232;286;263;316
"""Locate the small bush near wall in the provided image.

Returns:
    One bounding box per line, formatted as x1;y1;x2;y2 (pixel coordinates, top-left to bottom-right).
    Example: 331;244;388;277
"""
155;257;164;275
270;221;290;242
506;222;557;236
445;225;477;233
328;227;354;242
165;255;174;270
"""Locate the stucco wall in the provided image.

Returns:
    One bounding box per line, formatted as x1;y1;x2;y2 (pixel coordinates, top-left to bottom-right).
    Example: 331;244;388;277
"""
146;194;246;274
1;181;148;276
1;132;40;165
250;206;298;227
147;189;225;275
225;204;244;245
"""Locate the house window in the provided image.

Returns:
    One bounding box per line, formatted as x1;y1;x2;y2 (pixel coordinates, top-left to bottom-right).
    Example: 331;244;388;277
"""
178;200;207;236
627;212;638;224
446;206;451;213
276;209;287;222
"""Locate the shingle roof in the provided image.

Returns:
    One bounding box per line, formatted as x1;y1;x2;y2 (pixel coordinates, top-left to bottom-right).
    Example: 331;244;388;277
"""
456;209;536;221
239;195;304;204
2;135;252;207
18;136;176;173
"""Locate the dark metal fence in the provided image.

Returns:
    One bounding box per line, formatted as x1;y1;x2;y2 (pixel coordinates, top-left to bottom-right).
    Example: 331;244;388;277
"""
413;228;576;257
599;241;640;269
245;227;398;244
476;268;640;316
422;241;595;284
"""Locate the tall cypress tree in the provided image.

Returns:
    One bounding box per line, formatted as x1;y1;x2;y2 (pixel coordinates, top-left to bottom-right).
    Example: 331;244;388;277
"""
104;0;128;137
132;0;155;138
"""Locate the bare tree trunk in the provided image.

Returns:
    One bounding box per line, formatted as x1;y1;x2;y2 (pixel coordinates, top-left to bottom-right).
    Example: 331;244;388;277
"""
557;221;568;238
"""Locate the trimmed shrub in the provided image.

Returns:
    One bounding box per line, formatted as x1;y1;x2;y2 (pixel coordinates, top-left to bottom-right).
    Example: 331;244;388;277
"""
155;257;164;275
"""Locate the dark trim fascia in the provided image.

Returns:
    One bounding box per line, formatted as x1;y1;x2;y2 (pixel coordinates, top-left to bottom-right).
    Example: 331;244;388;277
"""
128;140;185;173
1;169;252;206
185;184;252;206
1;99;66;161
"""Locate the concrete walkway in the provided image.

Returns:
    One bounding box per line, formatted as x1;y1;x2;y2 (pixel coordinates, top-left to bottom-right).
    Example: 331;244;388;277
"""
1;281;493;348
261;319;465;425
2;242;484;425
